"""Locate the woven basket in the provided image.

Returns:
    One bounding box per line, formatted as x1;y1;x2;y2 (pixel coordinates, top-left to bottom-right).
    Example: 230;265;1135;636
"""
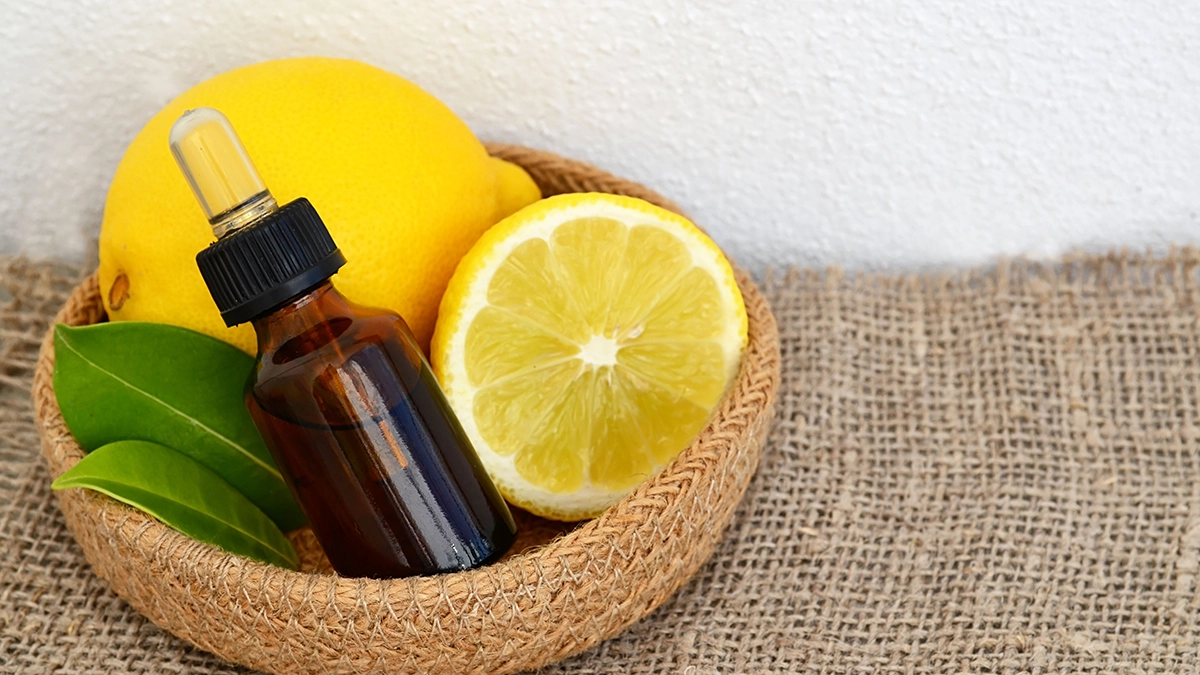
32;145;782;675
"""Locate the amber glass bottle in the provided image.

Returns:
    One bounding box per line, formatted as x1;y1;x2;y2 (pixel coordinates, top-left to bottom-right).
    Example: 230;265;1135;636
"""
247;281;516;577
170;107;516;578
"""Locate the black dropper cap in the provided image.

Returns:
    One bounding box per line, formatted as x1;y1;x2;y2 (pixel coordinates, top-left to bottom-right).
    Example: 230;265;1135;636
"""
169;107;345;326
195;198;346;326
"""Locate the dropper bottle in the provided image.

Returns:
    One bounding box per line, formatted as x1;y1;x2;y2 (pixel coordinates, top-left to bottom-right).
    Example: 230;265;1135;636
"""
170;108;517;578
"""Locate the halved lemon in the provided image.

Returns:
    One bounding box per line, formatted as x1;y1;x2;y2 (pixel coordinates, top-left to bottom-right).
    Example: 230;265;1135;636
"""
431;193;747;520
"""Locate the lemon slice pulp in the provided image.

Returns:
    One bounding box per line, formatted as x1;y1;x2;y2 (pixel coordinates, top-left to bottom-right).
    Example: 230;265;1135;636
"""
431;193;747;520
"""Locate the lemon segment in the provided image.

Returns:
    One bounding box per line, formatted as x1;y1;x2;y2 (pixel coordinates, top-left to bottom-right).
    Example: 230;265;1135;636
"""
433;193;747;521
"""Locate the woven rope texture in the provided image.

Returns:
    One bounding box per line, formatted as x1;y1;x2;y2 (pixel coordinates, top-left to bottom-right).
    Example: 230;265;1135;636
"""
22;147;782;675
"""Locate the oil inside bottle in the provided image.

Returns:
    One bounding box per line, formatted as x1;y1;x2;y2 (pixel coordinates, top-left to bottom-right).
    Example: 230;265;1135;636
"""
247;282;517;578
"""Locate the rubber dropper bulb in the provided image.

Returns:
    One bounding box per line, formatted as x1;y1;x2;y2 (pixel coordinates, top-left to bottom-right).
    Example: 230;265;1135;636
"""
169;107;278;238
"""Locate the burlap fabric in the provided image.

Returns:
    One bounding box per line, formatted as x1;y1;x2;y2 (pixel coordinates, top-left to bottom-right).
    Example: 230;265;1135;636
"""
9;248;1200;673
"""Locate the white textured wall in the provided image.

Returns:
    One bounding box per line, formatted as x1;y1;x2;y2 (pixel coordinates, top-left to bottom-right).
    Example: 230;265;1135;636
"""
4;0;1200;271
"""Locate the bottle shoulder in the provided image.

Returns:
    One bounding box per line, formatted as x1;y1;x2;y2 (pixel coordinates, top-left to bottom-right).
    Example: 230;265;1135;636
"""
253;310;421;390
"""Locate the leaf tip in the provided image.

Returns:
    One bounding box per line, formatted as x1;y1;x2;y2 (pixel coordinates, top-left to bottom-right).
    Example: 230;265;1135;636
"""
53;324;84;364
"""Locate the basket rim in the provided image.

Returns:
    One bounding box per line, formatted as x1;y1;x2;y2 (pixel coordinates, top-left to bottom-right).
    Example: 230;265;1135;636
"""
31;144;783;674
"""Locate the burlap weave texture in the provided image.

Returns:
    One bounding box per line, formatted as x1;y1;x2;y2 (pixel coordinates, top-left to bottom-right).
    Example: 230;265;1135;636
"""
5;250;1200;672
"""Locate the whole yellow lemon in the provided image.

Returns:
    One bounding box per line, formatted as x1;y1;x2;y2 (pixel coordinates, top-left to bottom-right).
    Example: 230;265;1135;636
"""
100;56;540;354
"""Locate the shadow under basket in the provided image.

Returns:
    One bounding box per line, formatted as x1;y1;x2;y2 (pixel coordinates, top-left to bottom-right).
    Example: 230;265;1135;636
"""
32;144;782;675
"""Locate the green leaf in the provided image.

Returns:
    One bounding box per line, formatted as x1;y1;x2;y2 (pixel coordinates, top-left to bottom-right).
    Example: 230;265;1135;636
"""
52;322;305;531
52;440;298;569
